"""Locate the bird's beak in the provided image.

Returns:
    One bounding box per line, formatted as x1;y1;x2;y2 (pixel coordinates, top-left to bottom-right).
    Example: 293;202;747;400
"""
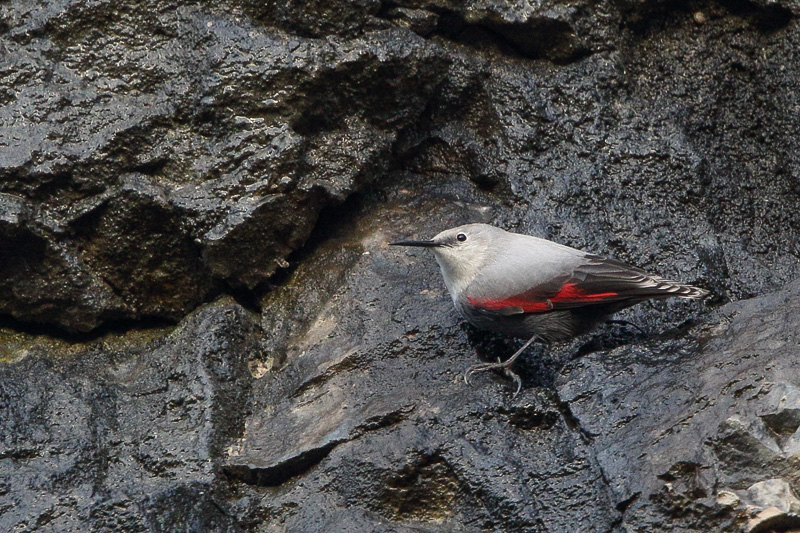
389;239;441;248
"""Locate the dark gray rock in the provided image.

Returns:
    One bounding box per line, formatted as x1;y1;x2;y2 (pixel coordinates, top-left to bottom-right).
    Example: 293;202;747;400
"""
558;280;800;531
0;192;124;331
2;0;799;331
0;298;259;532
2;0;800;531
75;174;211;320
1;2;449;328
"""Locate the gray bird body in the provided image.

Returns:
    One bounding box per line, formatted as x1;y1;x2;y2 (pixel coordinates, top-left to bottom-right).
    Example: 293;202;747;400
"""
394;224;708;343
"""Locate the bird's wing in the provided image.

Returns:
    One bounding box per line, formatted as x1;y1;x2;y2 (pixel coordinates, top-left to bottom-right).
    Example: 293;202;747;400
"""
552;254;708;305
466;253;707;316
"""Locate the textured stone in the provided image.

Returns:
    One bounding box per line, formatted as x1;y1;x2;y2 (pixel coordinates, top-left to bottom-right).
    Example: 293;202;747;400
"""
747;479;800;514
557;281;800;531
0;299;260;532
0;2;449;329
2;0;800;531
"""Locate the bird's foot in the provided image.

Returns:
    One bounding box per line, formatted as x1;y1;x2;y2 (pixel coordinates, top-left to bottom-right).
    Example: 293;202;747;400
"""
464;358;522;398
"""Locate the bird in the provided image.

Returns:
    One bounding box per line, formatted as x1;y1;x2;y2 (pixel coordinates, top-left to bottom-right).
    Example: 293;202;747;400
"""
391;223;709;396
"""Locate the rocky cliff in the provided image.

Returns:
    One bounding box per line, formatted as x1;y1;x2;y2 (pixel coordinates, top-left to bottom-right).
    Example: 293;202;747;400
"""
2;0;800;531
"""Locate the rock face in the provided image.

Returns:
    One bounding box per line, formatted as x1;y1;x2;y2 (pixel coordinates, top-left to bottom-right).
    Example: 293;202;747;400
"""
0;299;260;532
2;0;800;531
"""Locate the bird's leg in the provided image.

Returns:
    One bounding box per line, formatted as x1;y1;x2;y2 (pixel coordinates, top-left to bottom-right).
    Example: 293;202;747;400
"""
464;334;539;397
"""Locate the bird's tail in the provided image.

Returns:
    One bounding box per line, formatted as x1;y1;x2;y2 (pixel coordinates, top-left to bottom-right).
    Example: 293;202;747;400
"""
650;279;710;300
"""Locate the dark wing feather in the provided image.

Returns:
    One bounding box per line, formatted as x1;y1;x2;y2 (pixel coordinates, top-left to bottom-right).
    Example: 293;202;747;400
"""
553;254;709;308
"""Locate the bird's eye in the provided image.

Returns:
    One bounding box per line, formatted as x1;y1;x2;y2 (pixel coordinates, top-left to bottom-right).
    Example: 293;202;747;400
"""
456;233;467;242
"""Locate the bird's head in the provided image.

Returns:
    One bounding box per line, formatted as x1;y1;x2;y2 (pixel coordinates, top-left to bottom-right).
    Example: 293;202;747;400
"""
391;223;501;296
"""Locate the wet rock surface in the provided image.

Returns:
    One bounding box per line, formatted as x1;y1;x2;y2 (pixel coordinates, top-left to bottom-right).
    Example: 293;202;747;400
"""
0;299;260;532
3;0;800;531
558;280;800;531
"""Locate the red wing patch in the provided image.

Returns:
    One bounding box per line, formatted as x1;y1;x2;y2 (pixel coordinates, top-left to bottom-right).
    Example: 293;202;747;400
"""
550;282;617;303
468;282;619;314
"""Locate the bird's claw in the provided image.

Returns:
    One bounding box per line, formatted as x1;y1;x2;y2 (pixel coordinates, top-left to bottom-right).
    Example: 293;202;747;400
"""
463;357;501;386
463;358;522;398
505;367;522;398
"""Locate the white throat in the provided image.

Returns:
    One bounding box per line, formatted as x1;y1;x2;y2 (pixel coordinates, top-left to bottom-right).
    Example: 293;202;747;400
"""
432;247;487;301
